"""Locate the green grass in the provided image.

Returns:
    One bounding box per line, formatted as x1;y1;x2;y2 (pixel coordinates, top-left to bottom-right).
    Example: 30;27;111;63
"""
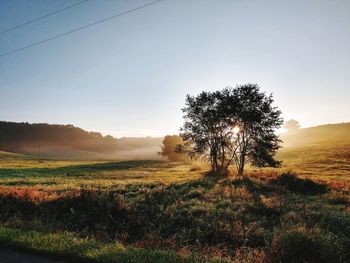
0;159;203;190
0;226;209;263
0;149;349;262
276;143;350;189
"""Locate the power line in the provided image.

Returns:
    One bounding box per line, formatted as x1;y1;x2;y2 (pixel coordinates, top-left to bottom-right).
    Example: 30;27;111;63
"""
0;0;163;58
0;0;90;36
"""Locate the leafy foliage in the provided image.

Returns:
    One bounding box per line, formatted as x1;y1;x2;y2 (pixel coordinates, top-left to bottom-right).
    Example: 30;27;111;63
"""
0;121;117;153
180;84;283;176
158;135;186;161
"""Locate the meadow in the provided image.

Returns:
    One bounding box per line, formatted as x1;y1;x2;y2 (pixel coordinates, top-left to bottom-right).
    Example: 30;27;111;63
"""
277;142;350;190
0;146;349;263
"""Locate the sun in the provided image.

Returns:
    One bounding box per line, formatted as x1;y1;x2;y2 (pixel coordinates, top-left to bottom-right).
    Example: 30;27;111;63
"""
232;126;240;135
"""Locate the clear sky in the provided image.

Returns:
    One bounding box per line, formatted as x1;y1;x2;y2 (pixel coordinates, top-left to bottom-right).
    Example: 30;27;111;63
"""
1;0;349;137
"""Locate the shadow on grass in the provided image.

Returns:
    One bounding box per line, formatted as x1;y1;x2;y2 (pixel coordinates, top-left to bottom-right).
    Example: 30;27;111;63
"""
0;160;164;178
272;172;328;195
0;174;221;243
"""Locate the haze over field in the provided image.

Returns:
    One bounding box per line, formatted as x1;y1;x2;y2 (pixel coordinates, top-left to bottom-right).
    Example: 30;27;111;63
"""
0;121;162;160
1;121;349;164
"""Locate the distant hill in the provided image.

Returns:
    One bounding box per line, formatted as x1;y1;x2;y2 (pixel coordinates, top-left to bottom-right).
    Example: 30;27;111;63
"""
278;122;350;177
281;122;350;147
0;121;118;154
0;121;162;160
3;121;348;161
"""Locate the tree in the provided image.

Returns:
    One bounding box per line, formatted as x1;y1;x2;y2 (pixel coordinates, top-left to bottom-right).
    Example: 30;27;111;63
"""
180;84;283;176
158;135;186;161
283;119;300;133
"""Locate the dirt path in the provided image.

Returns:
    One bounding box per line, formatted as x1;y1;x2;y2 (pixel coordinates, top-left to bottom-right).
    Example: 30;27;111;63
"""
0;248;66;263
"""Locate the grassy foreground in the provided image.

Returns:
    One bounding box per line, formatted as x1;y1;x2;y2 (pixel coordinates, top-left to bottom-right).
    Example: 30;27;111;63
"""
0;152;349;262
0;226;206;263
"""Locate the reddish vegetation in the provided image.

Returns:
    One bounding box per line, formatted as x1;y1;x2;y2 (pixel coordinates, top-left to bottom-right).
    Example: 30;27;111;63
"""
0;187;58;203
245;170;279;181
0;173;348;262
323;181;350;192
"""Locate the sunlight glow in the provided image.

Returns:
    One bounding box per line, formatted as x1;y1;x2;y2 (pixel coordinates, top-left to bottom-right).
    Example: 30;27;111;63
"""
232;126;240;135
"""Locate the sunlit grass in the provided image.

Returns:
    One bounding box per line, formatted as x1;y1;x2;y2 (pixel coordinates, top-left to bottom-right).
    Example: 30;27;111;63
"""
0;226;209;263
0;147;349;262
0;157;204;191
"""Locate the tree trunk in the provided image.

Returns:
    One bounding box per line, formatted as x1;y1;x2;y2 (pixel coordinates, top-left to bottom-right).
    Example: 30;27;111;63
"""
237;164;244;177
210;149;218;173
218;165;229;176
237;153;245;177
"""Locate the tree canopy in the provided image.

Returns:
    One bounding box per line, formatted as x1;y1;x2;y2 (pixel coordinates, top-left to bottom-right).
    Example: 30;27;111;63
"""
283;119;300;133
158;135;186;161
180;84;283;176
0;121;117;153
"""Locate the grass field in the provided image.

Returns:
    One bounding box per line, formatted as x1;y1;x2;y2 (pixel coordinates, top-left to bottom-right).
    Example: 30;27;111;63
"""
0;146;349;262
277;142;350;191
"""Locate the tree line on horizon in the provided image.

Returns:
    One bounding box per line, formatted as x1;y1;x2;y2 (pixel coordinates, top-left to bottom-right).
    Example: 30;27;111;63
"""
0;122;167;157
0;122;118;154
